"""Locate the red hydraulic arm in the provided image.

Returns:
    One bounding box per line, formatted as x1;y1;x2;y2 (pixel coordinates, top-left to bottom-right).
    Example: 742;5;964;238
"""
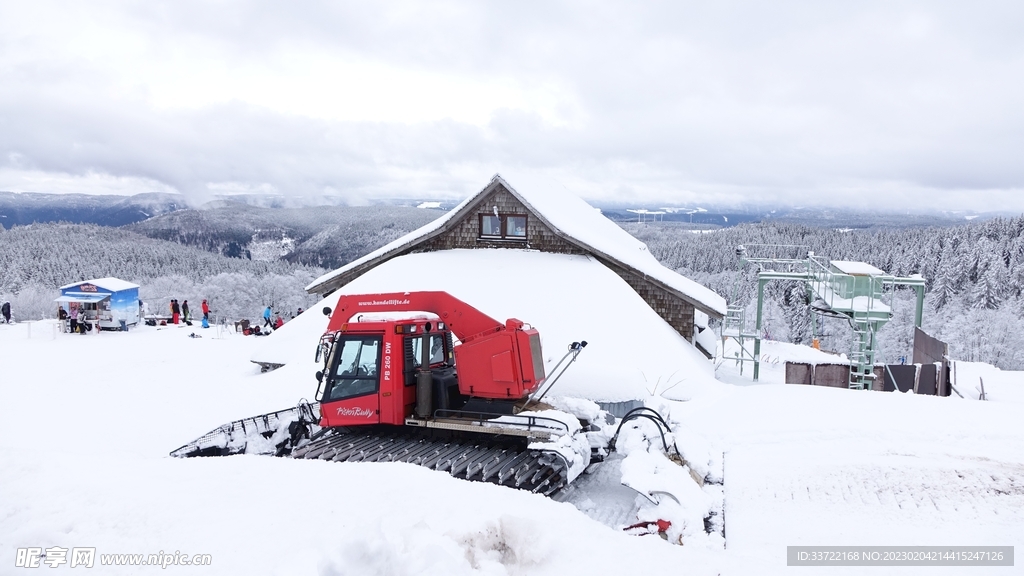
327;291;546;399
328;291;503;342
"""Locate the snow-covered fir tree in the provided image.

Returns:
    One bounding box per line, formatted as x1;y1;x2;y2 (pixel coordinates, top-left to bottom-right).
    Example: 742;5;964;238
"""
623;216;1024;369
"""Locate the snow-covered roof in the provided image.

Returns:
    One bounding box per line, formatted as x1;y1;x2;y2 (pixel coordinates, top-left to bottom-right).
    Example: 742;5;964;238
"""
270;249;720;402
306;174;726;318
59;277;140;292
830;261;885;276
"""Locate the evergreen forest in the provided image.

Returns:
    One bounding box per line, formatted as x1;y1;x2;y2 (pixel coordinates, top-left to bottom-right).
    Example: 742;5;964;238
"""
624;217;1024;369
3;206;1023;370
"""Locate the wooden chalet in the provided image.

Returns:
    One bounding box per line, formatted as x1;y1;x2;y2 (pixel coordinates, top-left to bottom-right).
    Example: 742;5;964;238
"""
306;174;726;354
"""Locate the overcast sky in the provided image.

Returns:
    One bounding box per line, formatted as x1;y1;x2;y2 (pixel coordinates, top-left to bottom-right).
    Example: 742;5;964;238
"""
2;1;1022;210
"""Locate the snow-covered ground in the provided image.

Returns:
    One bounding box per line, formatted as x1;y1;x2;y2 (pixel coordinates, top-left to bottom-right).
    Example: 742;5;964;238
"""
953;360;1024;404
714;338;850;388
2;321;1022;575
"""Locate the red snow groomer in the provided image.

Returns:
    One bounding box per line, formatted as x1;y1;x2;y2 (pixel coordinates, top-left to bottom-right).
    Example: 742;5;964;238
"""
172;291;593;496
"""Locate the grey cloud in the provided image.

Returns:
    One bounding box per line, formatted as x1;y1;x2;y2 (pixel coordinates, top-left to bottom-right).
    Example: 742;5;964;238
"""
2;1;1023;210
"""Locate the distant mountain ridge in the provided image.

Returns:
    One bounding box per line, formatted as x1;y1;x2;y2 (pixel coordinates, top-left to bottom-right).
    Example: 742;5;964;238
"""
2;190;1002;232
126;202;439;270
596;203;1001;229
0;191;185;228
2;191;1007;276
0;191;442;271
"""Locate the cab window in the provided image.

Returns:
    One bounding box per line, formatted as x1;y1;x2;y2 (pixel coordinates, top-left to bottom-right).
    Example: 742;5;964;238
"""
325;336;381;401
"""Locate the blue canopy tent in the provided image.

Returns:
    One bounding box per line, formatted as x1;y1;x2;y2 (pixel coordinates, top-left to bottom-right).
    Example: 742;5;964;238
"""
56;277;140;331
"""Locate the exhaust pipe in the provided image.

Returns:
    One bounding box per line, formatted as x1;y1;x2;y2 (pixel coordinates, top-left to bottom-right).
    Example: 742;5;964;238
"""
416;323;434;418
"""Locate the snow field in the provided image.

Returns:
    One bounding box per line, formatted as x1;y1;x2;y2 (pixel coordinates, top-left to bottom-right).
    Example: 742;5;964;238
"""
4;320;1022;575
0;321;725;575
668;381;1024;575
953;360;1024;403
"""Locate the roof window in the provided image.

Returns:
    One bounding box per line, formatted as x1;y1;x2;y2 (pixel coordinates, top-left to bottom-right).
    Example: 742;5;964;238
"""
479;214;527;241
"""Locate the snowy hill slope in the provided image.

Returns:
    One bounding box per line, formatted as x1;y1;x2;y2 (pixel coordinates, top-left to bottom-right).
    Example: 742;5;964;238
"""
127;203;438;269
695;339;1024;570
2;321;1022;574
0;321;725;575
952;360;1024;403
0;223;324;322
0;223;314;292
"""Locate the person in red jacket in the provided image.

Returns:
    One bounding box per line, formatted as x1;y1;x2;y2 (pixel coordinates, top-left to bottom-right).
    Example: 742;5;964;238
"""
201;299;210;321
273;314;284;330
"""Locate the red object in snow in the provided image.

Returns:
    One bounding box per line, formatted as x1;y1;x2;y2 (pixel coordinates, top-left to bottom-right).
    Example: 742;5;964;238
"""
318;291;546;428
623;519;672;536
171;290;591;498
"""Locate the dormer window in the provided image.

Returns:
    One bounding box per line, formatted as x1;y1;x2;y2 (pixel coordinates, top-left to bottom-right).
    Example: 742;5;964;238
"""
479;214;527;241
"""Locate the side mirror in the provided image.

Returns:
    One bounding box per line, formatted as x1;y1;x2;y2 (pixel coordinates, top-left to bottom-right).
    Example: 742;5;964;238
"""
315;371;324;383
322;306;332;316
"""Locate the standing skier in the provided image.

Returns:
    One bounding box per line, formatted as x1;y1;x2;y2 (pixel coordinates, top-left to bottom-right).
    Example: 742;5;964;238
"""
1;301;11;323
182;300;191;323
263;305;272;329
201;299;210;321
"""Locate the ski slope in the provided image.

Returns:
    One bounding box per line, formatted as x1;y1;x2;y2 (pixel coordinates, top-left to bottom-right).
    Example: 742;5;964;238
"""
1;321;1021;575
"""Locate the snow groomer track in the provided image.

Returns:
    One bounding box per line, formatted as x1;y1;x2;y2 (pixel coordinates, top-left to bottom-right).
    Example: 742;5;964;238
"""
291;426;571;496
168;403;575;497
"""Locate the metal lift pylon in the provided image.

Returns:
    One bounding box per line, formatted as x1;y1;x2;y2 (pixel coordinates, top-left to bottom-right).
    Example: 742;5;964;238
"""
724;245;926;389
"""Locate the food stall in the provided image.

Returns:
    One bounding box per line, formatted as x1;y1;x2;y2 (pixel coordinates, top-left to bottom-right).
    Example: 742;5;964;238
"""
56;277;141;331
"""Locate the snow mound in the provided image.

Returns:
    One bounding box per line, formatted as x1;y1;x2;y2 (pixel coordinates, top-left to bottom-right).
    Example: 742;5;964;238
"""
953;360;1024;403
545;396;602;423
256;249;721;402
621;450;714;546
319;516;556;576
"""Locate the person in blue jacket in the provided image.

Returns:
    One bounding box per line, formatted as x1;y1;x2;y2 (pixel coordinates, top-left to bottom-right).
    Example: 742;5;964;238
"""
263;305;272;328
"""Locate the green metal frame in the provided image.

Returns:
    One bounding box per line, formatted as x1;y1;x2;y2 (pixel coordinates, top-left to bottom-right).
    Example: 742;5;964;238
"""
728;245;925;389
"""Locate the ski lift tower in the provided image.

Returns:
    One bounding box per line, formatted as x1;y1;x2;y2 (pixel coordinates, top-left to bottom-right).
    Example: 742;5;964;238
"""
730;245;926;389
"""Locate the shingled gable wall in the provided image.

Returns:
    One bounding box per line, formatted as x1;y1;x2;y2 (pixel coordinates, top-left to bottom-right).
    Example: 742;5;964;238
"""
417;185;581;254
415;183;697;343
